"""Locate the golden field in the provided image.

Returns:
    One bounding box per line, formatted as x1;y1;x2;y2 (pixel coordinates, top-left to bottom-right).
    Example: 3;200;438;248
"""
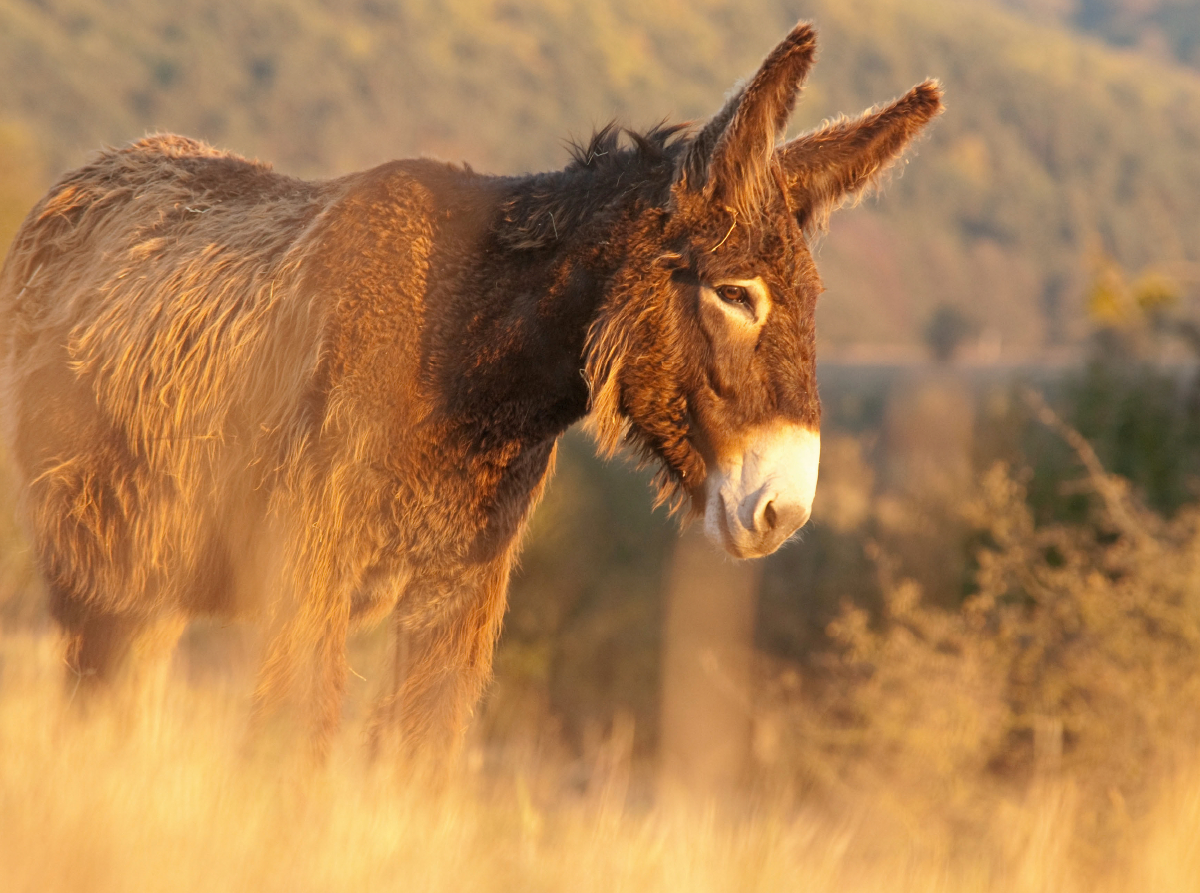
3;627;1200;892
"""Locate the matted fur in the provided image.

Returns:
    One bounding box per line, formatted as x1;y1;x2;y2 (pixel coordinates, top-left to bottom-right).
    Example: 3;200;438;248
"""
0;25;942;760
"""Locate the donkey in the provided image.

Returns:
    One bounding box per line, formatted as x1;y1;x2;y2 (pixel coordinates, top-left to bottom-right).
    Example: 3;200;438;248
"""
0;22;941;758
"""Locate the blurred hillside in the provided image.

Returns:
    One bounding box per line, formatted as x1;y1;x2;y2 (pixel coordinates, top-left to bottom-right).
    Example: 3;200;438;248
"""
995;0;1200;69
3;0;1200;353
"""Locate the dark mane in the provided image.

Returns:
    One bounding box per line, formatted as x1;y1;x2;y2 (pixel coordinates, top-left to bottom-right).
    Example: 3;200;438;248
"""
564;120;691;171
497;122;690;251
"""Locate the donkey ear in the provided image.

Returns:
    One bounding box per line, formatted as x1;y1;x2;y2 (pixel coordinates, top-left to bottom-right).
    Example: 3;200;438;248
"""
778;80;944;232
675;22;817;218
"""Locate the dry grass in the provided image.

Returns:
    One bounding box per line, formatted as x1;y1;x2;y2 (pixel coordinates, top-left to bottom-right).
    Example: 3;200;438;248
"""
2;625;1200;893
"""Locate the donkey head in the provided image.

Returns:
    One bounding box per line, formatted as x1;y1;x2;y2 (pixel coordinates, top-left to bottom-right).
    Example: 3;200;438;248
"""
582;23;942;558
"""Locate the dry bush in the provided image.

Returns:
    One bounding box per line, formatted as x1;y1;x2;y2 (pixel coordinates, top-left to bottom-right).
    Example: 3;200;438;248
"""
755;401;1200;866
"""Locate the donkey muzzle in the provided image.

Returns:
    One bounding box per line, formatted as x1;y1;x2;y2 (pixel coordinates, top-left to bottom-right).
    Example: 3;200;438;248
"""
703;423;820;559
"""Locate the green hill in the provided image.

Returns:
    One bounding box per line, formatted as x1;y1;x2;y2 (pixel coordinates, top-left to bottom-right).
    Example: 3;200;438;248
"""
2;0;1200;354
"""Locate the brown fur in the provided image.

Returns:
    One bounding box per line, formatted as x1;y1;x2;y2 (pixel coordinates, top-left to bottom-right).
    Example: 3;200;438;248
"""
0;25;942;761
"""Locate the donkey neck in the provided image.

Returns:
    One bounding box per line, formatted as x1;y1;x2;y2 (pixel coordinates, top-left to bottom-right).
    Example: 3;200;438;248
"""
426;171;647;458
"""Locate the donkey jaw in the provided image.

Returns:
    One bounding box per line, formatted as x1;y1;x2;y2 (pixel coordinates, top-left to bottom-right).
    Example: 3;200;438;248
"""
703;423;820;559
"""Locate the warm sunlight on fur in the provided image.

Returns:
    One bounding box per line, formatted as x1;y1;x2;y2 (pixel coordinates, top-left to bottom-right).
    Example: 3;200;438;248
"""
0;23;940;765
6;6;1200;889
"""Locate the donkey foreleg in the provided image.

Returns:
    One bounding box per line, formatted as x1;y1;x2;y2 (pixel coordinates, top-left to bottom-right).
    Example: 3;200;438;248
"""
366;562;509;771
251;593;352;762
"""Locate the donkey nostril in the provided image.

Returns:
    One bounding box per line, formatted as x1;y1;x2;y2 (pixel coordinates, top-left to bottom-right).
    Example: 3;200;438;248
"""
762;500;778;531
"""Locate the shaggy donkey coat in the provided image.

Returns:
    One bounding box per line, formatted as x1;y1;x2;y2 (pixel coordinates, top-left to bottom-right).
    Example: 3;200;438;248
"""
0;23;941;757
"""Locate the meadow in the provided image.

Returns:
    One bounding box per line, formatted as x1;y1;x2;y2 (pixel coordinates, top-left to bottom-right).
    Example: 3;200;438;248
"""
2;622;1200;892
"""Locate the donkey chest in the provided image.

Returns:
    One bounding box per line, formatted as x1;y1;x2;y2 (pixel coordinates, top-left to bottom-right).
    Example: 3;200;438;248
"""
377;433;558;565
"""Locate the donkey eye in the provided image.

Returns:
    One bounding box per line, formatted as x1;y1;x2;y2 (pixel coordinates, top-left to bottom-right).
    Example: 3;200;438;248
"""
716;285;750;306
705;278;768;325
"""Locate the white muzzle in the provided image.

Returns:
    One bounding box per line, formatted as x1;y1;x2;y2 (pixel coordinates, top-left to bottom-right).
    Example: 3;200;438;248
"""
703;423;820;558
